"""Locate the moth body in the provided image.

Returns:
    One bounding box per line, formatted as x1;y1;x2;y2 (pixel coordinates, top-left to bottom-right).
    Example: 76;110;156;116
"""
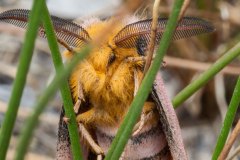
0;9;214;159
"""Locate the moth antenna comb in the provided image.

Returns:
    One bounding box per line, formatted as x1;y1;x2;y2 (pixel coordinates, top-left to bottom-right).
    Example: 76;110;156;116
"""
114;17;215;52
0;9;91;48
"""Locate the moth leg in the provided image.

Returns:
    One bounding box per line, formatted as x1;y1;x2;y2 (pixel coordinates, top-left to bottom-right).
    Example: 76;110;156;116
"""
97;155;103;160
133;69;139;97
132;112;146;136
63;116;70;124
120;150;126;160
76;97;104;157
77;108;104;156
77;108;115;127
132;69;146;135
161;60;166;67
132;102;155;135
79;123;104;156
76;108;95;124
74;81;85;113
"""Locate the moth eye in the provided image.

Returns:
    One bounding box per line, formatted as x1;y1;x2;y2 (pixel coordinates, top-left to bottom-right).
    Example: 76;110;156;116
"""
108;53;116;65
136;36;148;56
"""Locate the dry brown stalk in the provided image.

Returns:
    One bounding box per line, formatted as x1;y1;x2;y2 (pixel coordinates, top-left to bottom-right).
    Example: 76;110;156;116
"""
178;0;191;20
218;120;240;160
142;0;161;82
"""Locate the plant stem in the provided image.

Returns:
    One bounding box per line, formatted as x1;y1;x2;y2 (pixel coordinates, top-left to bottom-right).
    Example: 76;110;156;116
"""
105;0;184;159
172;42;240;108
41;3;83;159
212;76;240;160
0;1;44;159
142;0;161;80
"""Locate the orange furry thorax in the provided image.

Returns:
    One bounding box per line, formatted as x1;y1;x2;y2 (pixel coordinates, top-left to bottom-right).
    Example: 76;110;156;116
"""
65;18;143;126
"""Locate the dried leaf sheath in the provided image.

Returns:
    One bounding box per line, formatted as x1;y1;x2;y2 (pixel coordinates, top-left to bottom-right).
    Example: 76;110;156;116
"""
0;9;91;47
114;17;214;49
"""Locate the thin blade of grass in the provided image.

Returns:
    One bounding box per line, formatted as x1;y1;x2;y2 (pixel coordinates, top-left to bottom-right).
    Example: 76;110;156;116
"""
105;0;184;159
212;76;240;160
0;1;44;159
41;3;83;159
172;42;240;108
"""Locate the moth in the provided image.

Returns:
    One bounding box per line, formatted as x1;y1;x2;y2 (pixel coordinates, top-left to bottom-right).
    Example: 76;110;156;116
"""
0;9;214;160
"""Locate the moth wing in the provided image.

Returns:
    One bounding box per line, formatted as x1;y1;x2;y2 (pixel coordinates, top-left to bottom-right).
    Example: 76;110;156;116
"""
151;72;188;160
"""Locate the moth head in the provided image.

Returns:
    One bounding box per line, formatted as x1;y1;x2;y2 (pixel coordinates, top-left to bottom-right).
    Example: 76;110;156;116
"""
64;18;143;71
74;16;215;70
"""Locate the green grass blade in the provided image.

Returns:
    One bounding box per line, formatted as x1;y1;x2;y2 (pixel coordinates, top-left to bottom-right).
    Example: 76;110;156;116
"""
172;42;240;108
104;0;184;159
0;1;44;159
212;76;240;160
14;46;90;160
41;3;83;159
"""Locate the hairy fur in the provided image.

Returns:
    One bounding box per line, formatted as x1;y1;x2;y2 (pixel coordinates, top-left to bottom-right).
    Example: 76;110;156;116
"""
65;18;146;127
